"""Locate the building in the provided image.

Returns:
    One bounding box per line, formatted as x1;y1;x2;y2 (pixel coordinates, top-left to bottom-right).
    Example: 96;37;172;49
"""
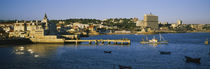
41;13;57;35
14;21;26;32
136;13;159;30
171;23;178;28
11;13;58;38
72;22;89;29
41;13;49;23
136;20;144;27
190;24;205;30
170;20;183;28
177;20;182;25
143;14;159;30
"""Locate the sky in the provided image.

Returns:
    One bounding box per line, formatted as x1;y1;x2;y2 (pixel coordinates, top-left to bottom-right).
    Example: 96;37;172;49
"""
0;0;210;24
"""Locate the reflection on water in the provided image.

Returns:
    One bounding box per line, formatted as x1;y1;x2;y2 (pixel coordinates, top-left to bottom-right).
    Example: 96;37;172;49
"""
13;44;63;58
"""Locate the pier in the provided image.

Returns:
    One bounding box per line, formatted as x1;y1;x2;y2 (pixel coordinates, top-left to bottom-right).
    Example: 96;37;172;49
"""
64;39;130;45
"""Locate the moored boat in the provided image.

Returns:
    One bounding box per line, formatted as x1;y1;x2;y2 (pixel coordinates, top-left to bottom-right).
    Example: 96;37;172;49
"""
185;56;201;64
140;34;168;44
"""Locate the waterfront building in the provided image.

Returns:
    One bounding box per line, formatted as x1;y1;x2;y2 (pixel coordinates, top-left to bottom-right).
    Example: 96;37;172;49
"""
14;21;26;32
136;13;159;30
11;13;58;38
143;14;159;30
18;14;55;35
41;14;58;35
190;24;205;30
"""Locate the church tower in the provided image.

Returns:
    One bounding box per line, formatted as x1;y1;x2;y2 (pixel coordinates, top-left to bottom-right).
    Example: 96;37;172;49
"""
41;13;57;35
42;13;49;23
41;13;49;30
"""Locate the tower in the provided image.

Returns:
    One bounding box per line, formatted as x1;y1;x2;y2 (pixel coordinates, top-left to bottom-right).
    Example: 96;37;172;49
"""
143;14;159;30
42;13;49;23
41;13;49;30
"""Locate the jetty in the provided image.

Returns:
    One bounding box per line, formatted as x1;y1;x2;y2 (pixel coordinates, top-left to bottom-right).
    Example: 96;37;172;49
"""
64;39;130;45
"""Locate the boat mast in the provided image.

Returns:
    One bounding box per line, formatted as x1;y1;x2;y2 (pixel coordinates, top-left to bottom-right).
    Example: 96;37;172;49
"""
146;35;148;41
159;34;162;41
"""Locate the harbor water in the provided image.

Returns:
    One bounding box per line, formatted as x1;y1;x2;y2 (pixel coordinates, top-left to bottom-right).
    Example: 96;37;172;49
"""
0;33;210;69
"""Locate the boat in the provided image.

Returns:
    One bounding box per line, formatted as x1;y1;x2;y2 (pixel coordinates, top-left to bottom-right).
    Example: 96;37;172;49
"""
140;34;168;44
119;65;132;69
185;56;201;64
104;51;112;54
205;38;208;45
160;51;171;55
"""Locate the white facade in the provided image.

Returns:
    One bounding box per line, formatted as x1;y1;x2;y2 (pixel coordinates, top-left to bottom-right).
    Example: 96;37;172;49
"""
14;23;25;32
12;14;57;37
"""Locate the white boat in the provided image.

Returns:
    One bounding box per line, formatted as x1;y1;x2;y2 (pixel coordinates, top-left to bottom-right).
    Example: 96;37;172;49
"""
140;34;168;44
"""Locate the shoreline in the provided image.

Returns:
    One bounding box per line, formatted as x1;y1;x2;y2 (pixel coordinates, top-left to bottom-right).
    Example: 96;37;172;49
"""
88;31;210;36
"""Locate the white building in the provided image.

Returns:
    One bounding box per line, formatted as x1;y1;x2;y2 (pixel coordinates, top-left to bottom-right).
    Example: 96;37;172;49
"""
11;13;58;37
177;20;182;25
73;22;89;29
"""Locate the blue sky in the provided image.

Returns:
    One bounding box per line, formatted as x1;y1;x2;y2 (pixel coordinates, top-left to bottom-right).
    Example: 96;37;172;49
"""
0;0;210;24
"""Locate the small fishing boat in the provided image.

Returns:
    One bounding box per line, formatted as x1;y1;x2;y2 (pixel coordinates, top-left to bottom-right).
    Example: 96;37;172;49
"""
104;51;112;53
160;51;171;55
119;65;132;69
185;56;201;64
205;38;208;45
140;34;168;44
